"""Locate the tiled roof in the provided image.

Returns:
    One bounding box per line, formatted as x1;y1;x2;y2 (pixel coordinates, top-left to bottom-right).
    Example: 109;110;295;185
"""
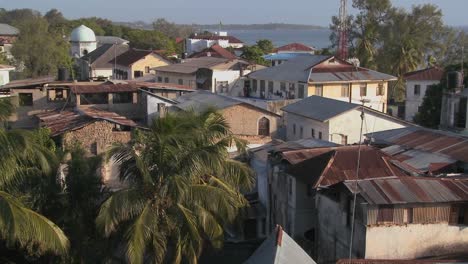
342;176;468;205
281;95;360;122
274;42;315;52
280;145;407;187
71;82;138;94
403;67;444;81
96;36;129;45
189;44;237;60
154;57;234;74
244;225;316;264
81;44;129;68
191;35;244;44
36;107;137;136
0;23;19;35
113;49;154;67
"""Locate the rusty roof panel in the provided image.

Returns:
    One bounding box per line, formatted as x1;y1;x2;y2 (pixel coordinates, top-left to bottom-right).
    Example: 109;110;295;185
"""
71;83;138;94
343;176;468;205
284;146;407;187
369;128;468;163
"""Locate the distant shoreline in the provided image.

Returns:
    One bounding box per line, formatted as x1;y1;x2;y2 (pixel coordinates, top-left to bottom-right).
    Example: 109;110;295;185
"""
114;21;327;31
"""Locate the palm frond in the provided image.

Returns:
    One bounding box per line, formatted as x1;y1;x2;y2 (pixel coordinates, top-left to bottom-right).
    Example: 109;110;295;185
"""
0;191;69;255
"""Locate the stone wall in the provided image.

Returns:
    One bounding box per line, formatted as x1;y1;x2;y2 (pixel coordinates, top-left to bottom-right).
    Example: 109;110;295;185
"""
62;120;131;155
221;104;279;137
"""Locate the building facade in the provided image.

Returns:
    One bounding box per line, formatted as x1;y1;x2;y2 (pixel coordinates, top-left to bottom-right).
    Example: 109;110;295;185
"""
404;67;444;121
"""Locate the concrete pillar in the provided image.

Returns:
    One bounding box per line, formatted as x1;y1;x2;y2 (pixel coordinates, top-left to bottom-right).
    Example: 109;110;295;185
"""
132;92;138;104
76;94;81;106
108;93;113;105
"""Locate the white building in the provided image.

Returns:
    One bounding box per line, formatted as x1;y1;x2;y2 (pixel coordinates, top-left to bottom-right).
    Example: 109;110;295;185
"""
0;64;15;86
404;67;444;121
70;25;98;58
185;32;244;56
281;96;410;144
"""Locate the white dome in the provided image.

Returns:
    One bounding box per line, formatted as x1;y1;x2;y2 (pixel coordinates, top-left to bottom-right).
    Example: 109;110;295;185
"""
70;25;96;42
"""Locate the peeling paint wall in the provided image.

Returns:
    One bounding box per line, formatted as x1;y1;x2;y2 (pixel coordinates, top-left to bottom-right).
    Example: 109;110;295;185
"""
366;223;468;259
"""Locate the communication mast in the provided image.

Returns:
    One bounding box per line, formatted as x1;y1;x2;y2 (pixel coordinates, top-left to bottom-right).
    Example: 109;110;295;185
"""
338;0;348;60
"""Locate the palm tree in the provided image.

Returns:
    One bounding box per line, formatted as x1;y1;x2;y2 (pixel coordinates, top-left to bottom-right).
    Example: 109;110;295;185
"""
97;109;254;263
0;98;69;256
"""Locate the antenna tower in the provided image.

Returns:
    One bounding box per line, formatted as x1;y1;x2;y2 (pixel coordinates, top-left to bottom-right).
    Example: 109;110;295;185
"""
338;0;348;60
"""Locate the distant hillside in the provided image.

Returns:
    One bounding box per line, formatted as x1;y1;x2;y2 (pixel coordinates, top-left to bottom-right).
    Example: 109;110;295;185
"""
114;21;326;31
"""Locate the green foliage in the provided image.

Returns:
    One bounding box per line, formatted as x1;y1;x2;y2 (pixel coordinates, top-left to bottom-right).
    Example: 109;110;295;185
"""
256;39;274;54
97;110;254;263
11;16;71;78
413;82;443;128
241;45;268;65
153;18;194;39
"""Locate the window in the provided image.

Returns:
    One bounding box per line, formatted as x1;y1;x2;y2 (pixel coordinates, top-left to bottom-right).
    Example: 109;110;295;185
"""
311;128;315;138
318;132;322;140
164;77;169;83
293;124;296;135
178;79;183;85
315;84;323;96
19;93;33;106
341;84;350;97
377;83;385;96
288;83;295;99
280;82;286;92
298;84;305;98
360;83;367;96
341;135;348;145
80;93;108;105
300;126;303;138
113;92;133;104
145;66;150;74
260;80;266;98
157;76;163;82
268;81;274;96
47;88;67;102
133;71;143;78
414;84;421;95
258;117;270;136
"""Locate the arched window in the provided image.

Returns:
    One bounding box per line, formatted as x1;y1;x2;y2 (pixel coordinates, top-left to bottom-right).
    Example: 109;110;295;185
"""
258;117;270;136
83;49;89;55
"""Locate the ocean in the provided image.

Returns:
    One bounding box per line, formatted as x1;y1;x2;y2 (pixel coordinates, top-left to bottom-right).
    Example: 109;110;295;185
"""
227;29;333;49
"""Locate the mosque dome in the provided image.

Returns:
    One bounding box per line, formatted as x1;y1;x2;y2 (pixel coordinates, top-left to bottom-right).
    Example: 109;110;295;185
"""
70;25;96;42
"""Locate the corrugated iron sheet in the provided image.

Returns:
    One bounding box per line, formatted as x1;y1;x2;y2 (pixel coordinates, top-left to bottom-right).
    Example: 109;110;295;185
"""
283;145;407;187
71;83;138;94
344;176;468;205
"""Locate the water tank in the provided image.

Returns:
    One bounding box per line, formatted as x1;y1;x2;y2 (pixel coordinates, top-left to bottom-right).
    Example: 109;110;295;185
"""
447;71;463;90
58;68;68;81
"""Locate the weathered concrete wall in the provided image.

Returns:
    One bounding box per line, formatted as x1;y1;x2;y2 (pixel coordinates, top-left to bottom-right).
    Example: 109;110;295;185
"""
154;71;196;88
329;109;407;145
405;80;440;121
366;223;468;259
131;54;170;79
221;104;279;137
284;112;329;141
315;193;367;263
9;88;67;129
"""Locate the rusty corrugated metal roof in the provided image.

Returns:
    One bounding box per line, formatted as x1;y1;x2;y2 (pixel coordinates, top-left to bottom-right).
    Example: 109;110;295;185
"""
281;145;407;188
343;176;468;205
369;128;468;163
71;83;138;94
337;259;466;264
37;107;138;136
403;66;444;81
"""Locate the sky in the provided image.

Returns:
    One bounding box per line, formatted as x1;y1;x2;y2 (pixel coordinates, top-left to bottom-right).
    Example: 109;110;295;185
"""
0;0;466;26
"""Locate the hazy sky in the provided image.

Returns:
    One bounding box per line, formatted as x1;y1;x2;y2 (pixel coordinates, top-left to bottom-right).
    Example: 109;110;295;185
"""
0;0;466;26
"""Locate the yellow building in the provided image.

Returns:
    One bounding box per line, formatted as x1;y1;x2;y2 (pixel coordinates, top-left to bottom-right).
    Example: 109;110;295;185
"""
114;49;172;80
247;55;397;112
